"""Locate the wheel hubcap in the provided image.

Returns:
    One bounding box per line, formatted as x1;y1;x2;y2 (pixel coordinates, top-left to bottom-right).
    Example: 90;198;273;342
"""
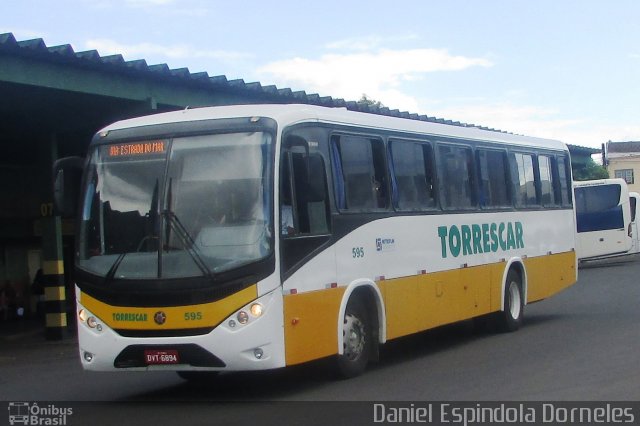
343;313;365;361
508;282;522;319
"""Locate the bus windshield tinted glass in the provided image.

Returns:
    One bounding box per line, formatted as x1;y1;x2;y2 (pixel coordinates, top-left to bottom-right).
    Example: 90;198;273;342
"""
575;184;623;232
78;132;273;280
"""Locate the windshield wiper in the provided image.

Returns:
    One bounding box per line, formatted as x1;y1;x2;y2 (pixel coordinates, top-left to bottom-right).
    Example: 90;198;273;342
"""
163;177;214;279
104;252;127;284
103;213;216;284
162;209;214;279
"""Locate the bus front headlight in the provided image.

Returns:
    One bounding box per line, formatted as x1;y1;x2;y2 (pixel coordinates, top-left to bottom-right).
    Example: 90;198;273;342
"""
237;311;249;324
226;297;269;330
250;303;263;317
78;308;103;332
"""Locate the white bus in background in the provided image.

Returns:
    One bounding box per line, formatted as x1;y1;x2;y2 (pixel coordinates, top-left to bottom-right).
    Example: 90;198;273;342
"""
574;179;633;261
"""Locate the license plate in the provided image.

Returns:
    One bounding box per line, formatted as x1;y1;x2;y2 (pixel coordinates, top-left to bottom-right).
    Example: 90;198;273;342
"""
144;349;180;365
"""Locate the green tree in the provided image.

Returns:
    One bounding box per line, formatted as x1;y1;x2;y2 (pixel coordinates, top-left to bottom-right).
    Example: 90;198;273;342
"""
572;158;609;181
358;94;384;109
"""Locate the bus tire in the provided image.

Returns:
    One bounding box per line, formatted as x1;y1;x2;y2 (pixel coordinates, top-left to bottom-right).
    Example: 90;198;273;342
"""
497;269;524;332
336;297;371;378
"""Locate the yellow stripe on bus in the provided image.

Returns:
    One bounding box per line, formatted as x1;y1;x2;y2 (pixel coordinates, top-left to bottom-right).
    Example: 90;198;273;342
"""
524;251;577;302
379;265;495;340
381;251;576;340
283;286;345;366
79;284;258;330
283;251;576;365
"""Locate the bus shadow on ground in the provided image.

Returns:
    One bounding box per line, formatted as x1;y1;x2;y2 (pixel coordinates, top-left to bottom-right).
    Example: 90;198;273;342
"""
367;313;561;369
120;359;339;401
120;315;562;402
579;253;640;269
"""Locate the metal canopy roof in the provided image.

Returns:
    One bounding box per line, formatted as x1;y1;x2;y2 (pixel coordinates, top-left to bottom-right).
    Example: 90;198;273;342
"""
0;32;508;134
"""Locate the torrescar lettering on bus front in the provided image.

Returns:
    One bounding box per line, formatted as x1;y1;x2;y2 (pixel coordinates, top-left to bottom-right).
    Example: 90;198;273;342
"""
437;222;524;258
112;312;148;322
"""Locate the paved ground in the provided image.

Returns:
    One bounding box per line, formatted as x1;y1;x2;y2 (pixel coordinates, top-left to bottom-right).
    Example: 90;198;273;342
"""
2;255;640;425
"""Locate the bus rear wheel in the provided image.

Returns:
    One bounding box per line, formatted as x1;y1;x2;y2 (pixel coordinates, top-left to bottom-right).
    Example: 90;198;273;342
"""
497;269;524;332
336;298;371;378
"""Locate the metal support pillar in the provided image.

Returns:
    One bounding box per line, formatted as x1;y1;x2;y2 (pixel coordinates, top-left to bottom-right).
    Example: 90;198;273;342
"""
42;216;67;340
42;133;67;340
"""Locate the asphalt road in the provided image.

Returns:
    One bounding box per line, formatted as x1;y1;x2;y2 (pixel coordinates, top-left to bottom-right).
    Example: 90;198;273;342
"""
1;257;639;424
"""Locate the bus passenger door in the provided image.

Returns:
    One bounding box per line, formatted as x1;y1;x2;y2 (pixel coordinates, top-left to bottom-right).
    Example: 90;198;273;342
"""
280;137;339;365
279;138;333;280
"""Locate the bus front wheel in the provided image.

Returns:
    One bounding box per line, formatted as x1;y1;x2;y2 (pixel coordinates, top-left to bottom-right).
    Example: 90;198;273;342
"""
498;269;524;332
336;298;371;378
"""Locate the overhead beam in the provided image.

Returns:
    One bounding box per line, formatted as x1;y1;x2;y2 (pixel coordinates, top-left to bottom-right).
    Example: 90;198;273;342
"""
0;55;250;108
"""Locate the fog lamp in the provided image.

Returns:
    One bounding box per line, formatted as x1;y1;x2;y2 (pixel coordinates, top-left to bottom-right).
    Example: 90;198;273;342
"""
78;309;88;323
254;348;264;359
83;351;94;362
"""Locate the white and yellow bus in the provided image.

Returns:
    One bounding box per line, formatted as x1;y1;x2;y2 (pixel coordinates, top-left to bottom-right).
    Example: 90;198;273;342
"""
54;104;577;378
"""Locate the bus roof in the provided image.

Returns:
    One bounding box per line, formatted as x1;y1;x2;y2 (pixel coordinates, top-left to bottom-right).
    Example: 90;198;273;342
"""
100;104;568;152
573;178;627;188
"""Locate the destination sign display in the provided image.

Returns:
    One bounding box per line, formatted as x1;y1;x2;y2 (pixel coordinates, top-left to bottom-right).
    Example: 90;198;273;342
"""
106;140;167;157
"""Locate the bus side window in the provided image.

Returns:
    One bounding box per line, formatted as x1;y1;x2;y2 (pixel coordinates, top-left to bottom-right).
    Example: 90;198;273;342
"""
332;135;388;211
556;155;572;206
281;146;330;237
438;144;476;209
476;149;510;208
538;154;555;206
389;140;436;211
511;152;538;207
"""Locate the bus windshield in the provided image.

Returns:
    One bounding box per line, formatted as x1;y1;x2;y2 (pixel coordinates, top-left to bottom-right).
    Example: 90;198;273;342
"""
78;131;273;280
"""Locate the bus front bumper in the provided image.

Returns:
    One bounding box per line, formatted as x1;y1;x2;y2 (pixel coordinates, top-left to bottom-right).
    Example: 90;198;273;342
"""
75;289;286;372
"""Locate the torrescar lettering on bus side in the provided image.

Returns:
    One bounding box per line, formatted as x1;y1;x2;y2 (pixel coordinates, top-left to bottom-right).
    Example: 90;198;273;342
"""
438;222;524;258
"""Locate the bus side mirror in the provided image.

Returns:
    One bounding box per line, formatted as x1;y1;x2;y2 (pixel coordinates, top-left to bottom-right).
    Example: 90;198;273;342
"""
52;156;84;217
